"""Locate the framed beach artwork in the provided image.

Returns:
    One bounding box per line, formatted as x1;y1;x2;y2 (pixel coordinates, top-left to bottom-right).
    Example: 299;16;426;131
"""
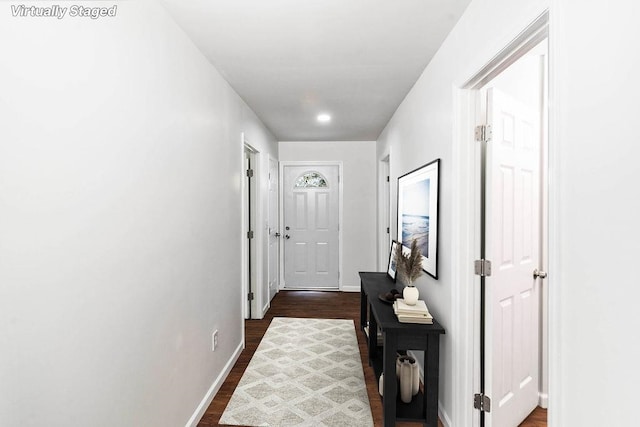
397;159;440;279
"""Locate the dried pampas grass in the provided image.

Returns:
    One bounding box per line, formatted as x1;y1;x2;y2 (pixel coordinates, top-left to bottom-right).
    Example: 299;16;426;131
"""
395;239;423;285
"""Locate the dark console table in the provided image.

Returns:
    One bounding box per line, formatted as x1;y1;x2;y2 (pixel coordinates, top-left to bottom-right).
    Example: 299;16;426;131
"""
359;272;445;427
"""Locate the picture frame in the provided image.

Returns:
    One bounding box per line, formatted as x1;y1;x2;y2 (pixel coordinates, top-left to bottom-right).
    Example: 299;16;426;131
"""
387;240;400;281
397;159;440;279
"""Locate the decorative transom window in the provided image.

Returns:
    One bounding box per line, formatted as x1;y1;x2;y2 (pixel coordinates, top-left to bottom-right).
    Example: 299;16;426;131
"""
294;171;328;188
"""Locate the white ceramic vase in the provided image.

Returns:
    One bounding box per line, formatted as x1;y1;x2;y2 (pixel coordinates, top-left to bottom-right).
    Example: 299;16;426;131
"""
399;359;413;403
378;373;384;396
411;361;419;396
403;285;419;306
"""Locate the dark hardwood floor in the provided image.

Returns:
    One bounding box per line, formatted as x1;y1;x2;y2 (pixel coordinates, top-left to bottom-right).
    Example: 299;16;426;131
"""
197;290;546;427
519;406;547;427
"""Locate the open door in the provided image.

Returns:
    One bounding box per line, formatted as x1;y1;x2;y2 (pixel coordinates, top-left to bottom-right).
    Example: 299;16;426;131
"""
483;87;542;427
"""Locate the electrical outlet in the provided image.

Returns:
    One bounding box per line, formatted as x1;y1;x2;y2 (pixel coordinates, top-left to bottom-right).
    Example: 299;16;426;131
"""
212;330;219;351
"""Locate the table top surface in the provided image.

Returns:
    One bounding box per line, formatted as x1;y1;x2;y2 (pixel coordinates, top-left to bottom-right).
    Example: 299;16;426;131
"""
360;271;445;334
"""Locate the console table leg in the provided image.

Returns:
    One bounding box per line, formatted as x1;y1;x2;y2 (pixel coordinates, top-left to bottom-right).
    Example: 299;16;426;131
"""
425;334;440;427
383;333;397;427
369;313;378;362
360;286;367;331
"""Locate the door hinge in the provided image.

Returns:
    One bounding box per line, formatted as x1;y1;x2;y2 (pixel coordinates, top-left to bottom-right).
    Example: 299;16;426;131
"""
248;292;254;301
474;259;492;277
386;176;390;182
247;230;254;239
475;125;492;142
246;169;254;178
386;227;390;234
474;393;491;412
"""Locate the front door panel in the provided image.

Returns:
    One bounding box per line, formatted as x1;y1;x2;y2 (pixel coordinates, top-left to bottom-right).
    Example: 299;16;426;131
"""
283;165;339;289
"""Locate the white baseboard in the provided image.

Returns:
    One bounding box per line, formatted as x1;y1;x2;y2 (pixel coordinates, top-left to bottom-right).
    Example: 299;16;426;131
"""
439;402;453;427
340;284;361;292
539;392;549;409
185;342;244;427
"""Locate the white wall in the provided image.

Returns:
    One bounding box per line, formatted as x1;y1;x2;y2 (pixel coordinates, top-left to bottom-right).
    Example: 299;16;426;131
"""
279;141;377;290
376;0;549;424
379;0;640;426
0;2;276;426
550;1;640;425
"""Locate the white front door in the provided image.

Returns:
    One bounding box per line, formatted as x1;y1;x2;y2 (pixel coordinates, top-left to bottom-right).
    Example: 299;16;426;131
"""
485;87;541;427
283;165;339;289
268;158;279;301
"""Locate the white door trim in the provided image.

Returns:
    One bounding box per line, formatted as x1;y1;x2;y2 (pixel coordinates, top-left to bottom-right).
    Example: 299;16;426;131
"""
451;87;482;427
267;156;280;305
240;139;250;320
239;134;246;348
546;7;561;424
377;153;391;270
242;140;265;319
452;11;550;427
279;161;343;291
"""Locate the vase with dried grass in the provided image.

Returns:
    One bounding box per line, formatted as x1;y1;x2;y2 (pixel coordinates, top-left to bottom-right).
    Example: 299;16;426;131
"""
395;239;423;305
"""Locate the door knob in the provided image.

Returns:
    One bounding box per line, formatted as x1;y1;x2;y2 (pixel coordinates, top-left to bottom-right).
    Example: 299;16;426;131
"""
533;269;548;279
285;235;290;239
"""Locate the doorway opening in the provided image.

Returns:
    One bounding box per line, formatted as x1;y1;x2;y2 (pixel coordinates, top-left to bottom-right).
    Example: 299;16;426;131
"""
455;11;549;427
279;162;342;291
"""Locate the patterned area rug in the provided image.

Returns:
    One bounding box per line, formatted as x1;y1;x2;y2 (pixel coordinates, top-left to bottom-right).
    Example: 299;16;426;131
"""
219;317;373;427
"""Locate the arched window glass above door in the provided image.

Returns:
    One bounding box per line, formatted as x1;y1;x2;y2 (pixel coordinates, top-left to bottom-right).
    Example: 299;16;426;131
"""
294;171;328;188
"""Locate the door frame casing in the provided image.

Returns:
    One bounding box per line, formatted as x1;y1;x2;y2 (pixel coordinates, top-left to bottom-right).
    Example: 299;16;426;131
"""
278;161;343;291
451;12;550;427
377;153;392;270
241;139;264;320
267;156;280;302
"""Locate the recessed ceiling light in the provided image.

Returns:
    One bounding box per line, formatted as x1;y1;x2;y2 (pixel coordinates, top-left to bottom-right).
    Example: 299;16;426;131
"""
317;114;331;123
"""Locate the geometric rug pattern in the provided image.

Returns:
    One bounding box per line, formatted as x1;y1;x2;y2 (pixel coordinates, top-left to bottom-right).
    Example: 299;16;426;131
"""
219;317;374;427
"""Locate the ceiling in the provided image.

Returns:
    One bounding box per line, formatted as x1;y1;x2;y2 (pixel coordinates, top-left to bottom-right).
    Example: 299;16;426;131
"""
161;0;472;141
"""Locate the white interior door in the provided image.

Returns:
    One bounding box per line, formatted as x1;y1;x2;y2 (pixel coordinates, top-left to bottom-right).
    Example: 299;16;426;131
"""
485;87;541;427
283;165;339;289
268;158;279;301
